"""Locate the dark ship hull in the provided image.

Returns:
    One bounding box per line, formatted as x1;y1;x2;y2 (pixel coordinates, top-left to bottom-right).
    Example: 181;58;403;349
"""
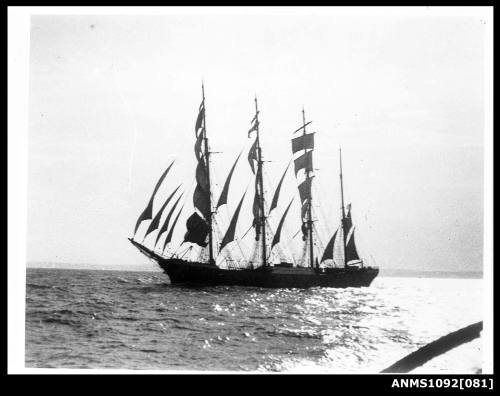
130;239;378;288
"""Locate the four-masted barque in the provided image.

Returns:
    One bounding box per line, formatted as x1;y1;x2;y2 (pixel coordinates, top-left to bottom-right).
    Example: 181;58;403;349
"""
129;85;379;288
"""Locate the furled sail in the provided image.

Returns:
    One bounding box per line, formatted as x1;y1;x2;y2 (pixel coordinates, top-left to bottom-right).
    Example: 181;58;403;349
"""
154;192;184;247
184;212;210;247
291;132;314;154
269;161;291;213
162;205;184;251
219;191;247;252
271;198;294;249
133;160;175;235
321;229;338;263
294;150;313;175
216;152;242;209
143;184;182;239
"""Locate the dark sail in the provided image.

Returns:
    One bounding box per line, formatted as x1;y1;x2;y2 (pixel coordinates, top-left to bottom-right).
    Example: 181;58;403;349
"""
162;205;184;251
345;227;360;263
248;118;259;137
143;184;182;239
219;191;247;252
294;150;313;175
269;161;291;213
301;199;309;221
321;229;338;263
133;160;175;236
252;170;261;240
194;132;204;161
184;212;210;247
216;152;242;209
195;102;205;136
343;203;353;234
271;198;294;249
292;109;315;269
193;184;210;220
291;132;314;154
195;160;209;192
298;176;313;204
248;138;258;174
154;192;184;247
301;222;308;241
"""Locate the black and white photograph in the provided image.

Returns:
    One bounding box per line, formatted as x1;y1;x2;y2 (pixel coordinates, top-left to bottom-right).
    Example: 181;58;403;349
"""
8;6;493;375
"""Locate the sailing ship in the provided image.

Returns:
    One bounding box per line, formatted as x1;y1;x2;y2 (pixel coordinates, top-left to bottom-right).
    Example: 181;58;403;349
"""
129;85;379;288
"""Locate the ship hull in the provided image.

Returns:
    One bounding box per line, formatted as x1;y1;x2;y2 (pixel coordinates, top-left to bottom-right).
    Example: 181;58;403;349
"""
159;258;379;288
130;239;379;288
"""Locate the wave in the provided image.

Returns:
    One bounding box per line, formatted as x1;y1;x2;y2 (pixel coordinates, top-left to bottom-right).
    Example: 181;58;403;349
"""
27;283;53;289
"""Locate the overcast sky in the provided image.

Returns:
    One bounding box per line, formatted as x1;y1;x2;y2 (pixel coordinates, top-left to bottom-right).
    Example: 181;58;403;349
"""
26;9;489;272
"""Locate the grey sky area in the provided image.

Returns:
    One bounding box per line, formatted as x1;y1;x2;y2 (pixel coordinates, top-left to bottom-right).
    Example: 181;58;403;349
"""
27;13;486;272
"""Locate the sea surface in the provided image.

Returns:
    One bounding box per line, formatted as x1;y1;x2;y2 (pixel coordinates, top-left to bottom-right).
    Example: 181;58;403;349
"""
25;268;483;373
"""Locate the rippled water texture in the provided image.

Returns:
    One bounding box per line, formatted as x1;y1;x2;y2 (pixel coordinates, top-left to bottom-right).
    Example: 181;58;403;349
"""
25;268;482;372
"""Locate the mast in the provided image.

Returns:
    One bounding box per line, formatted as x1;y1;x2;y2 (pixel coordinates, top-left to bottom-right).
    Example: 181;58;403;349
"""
202;82;214;264
339;146;347;268
303;108;314;269
255;96;267;267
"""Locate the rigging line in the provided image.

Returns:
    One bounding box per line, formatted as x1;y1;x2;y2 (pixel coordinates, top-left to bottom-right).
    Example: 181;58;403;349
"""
241;224;253;239
179;246;193;260
169;179;197;255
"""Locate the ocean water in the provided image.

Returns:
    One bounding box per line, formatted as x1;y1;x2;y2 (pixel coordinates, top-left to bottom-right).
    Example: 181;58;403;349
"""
25;268;483;373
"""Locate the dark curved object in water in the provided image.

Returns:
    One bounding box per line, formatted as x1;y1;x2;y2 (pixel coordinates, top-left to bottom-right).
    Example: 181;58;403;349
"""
381;321;483;373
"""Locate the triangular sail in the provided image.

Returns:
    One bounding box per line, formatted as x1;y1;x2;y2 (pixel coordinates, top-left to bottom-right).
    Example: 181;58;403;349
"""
271;198;294;249
133;160;175;235
269;161;291;213
345;226;360;263
155;192;184;247
219;191;247;252
162;205;184;252
143;184;182;239
321;228;338;263
216;152;242;209
343;203;353;234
